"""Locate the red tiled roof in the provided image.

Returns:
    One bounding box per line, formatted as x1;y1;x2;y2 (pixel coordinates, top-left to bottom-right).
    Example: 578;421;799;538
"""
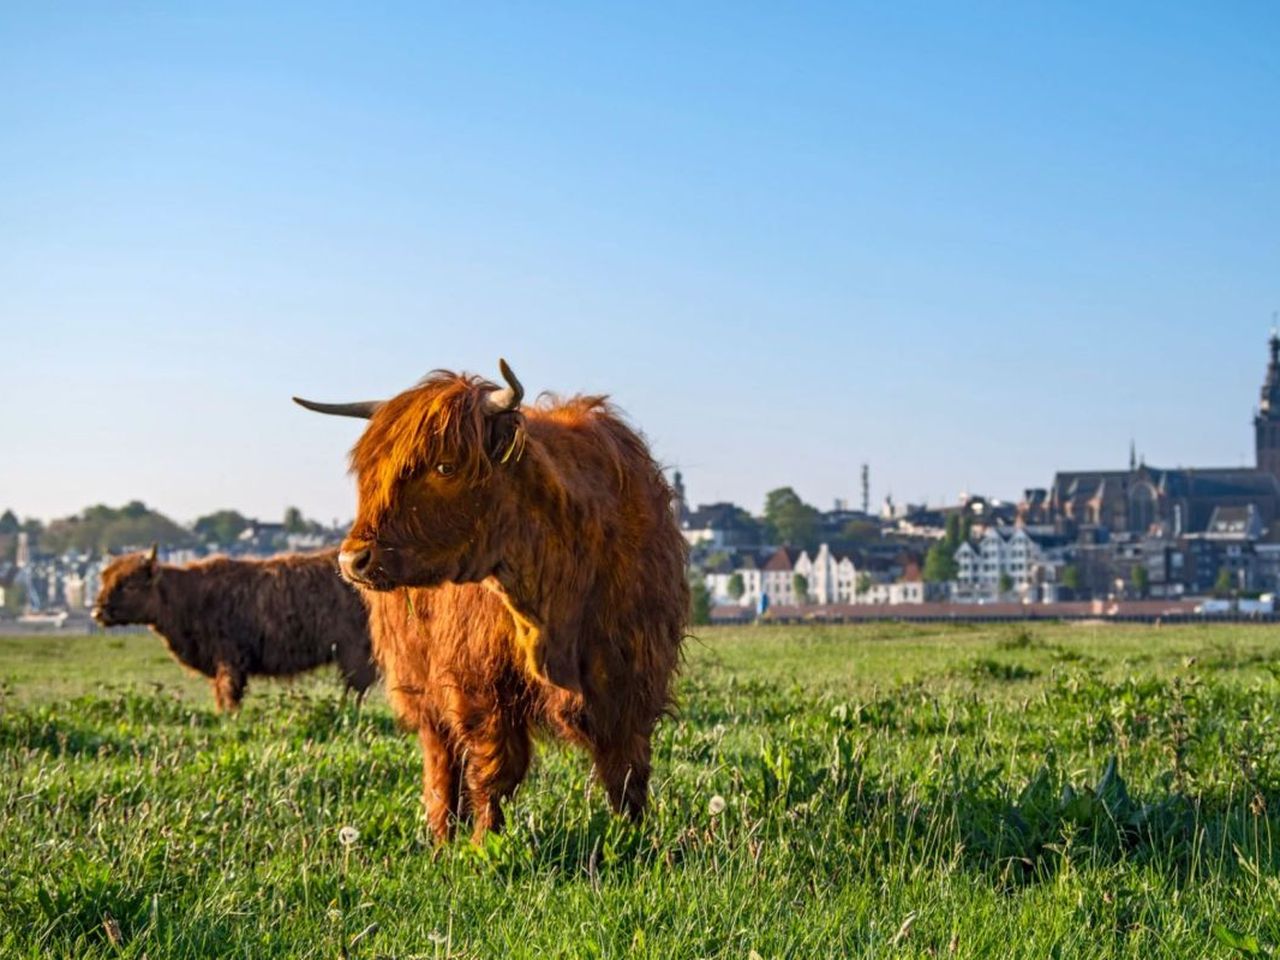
762;547;801;572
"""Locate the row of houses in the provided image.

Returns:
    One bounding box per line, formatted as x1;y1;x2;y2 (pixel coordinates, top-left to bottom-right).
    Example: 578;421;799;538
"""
949;502;1280;602
698;528;1061;609
0;556;110;613
703;543;928;608
693;510;1276;608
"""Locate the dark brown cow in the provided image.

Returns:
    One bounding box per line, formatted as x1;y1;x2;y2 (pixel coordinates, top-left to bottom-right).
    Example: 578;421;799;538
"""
92;547;376;711
296;359;688;833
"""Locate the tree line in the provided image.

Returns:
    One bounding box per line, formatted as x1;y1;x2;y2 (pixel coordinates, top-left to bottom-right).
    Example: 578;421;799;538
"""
0;503;333;560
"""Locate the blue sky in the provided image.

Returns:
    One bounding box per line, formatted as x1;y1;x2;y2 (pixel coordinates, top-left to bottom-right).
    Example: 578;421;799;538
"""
3;2;1278;524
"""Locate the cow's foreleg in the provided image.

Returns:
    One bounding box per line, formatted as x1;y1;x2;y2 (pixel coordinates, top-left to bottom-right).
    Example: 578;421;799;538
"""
419;723;464;842
338;648;378;704
460;710;532;843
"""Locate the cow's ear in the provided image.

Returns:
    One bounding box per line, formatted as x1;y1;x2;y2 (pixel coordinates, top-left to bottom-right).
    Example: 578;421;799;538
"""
146;543;158;565
485;411;525;466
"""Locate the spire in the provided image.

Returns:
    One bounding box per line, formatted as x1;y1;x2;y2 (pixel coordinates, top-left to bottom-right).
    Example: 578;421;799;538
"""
670;470;687;522
1129;439;1137;472
1260;322;1280;418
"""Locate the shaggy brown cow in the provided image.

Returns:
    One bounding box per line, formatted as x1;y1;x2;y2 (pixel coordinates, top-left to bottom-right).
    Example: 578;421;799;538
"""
296;359;688;829
92;547;376;711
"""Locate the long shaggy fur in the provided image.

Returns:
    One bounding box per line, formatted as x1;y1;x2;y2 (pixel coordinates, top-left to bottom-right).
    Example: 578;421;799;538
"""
362;584;538;841
342;368;689;835
93;549;376;711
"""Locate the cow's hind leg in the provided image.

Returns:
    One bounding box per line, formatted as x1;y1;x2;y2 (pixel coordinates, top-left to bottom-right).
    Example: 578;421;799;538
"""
419;724;465;842
213;662;246;712
591;732;651;822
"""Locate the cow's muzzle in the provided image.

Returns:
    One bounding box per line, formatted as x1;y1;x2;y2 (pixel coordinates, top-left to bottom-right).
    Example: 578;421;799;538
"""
338;547;374;585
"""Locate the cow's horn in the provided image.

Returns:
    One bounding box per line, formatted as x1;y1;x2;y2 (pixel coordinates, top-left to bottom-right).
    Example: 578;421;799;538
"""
292;397;383;419
483;358;524;414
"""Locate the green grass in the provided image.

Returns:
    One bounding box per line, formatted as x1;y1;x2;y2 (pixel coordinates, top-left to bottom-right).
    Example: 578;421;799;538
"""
4;622;1280;958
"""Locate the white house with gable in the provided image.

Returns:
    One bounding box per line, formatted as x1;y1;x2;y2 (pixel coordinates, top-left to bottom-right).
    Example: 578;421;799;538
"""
955;527;1056;601
794;543;860;604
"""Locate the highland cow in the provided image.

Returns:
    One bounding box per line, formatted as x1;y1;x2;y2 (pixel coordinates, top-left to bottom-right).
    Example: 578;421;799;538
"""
296;359;688;831
92;547;376;711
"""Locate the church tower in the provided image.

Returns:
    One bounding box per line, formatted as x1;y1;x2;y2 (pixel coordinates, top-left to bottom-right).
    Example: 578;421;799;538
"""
671;470;688;523
1255;329;1280;478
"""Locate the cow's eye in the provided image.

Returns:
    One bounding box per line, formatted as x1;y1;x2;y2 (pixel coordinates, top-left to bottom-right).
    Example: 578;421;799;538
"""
435;463;456;477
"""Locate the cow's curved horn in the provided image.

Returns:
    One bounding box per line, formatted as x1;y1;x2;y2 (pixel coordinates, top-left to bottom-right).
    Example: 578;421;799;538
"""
292;397;383;419
483;358;524;414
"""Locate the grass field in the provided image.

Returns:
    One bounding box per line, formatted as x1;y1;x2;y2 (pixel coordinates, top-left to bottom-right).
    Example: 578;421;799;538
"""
4;621;1280;958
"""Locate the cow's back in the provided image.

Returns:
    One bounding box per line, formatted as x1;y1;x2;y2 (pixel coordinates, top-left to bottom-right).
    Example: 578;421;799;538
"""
250;550;364;675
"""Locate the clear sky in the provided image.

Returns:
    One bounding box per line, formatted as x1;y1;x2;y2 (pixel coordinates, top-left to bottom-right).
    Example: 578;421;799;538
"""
3;2;1278;525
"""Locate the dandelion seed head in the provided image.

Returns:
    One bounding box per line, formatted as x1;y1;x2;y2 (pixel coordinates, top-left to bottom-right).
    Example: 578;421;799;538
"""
338;825;360;846
708;795;727;816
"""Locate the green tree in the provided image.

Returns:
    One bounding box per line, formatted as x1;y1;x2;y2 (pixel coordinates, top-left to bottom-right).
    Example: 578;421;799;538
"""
42;503;195;555
924;512;969;584
3;580;26;616
194;510;250;545
998;572;1014;596
1214;568;1234;596
727;573;745;601
283;506;308;535
856;573;873;597
923;542;958;583
689;577;713;626
0;510;18;564
944;512;962;546
1131;564;1150;598
1061;564;1081;593
792;573;809;605
762;488;819;547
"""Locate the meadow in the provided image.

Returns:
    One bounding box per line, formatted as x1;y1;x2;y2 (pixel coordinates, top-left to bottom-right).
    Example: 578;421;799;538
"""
3;621;1280;958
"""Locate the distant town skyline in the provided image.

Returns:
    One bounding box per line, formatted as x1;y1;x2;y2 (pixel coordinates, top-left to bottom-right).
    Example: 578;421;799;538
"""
4;5;1278;523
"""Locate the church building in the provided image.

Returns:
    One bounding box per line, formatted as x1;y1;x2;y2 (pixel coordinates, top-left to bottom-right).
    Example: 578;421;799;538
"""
1022;332;1280;542
1014;333;1280;595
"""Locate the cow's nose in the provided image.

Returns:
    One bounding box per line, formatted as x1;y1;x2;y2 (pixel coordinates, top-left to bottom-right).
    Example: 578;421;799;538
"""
339;547;373;583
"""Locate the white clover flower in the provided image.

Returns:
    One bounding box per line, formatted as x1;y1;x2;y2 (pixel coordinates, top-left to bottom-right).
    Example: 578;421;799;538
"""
708;795;727;816
338;825;360;846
